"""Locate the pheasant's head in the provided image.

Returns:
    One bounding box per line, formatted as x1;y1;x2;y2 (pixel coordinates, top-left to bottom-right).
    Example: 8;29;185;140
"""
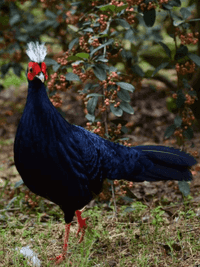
26;42;48;83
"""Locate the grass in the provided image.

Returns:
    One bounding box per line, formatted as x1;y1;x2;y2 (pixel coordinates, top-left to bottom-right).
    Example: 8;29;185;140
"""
0;137;199;266
0;67;27;89
1;174;200;267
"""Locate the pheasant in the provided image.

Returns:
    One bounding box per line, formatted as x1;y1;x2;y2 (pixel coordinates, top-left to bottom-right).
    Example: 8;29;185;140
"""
14;42;197;264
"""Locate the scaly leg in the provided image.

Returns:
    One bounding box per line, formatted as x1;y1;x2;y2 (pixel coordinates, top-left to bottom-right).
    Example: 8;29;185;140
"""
51;223;71;265
75;210;88;243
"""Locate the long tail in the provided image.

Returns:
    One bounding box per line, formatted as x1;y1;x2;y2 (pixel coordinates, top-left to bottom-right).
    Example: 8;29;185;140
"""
132;145;196;182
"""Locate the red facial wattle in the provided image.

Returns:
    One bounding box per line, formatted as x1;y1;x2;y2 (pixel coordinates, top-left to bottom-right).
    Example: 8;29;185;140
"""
27;62;48;81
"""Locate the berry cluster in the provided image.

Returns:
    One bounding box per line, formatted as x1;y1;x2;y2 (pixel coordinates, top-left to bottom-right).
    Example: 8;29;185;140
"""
98;14;109;32
125;7;135;24
79;36;90;53
73;64;95;82
172;90;196;106
50;93;63;108
66;10;80;25
175;28;199;45
139;1;156;11
48;73;58;91
86;121;124;140
91;38;100;48
175;61;196;75
25;190;40;209
172;92;196;139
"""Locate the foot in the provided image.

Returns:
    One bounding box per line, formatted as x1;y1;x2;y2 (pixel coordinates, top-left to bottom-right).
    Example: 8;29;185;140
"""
53;253;66;265
75;210;88;243
50;223;71;265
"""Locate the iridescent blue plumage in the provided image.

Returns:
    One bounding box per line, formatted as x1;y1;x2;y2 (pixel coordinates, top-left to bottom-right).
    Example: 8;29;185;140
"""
14;77;197;223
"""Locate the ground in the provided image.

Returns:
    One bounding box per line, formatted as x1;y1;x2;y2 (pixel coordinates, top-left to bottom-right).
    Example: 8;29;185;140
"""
0;80;200;267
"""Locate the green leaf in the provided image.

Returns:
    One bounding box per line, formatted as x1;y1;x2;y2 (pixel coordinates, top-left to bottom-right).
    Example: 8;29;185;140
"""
123;207;135;213
67;56;81;61
68;24;78;32
188;53;200;67
189;18;200;22
173;19;184;26
188;90;197;97
76;53;90;59
52;63;60;72
87;96;98;115
9;14;21;26
45;9;57;19
152;62;169;77
99;4;116;12
95;55;108;63
183;127;194;140
121;126;128;133
44;58;58;66
86;93;104;98
174;115;182;127
116;82;135;92
164;124;176;139
176;91;186;108
158;42;171;58
178;181;190;197
143;8;156;27
69;37;79;50
131;65;144;77
174;45;188;60
124;29;134;42
171;13;184;26
145;70;154;78
83;27;93;33
93;65;107;81
163;0;181;9
182;78;191;89
90;39;114;56
1;63;11;77
14;179;24;189
171;0;181;7
65;73;80;81
117;89;131;102
114;18;130;29
166;97;177;113
12;63;23;77
116;4;128;13
85;113;95;122
16;34;28;42
180;7;191;20
120;102;134;114
110;103;123;117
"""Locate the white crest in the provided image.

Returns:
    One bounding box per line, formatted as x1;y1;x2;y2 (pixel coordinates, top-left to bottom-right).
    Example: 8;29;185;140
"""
26;42;47;63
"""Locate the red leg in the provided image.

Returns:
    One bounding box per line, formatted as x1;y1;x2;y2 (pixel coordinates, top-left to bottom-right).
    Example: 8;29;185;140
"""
50;223;71;265
75;210;88;243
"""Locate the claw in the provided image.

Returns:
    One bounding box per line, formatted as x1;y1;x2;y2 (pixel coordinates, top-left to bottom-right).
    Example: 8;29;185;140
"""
50;254;66;265
75;210;88;243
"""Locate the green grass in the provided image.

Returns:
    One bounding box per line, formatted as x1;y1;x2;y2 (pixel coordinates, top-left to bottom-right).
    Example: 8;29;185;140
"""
0;67;27;88
1;182;200;267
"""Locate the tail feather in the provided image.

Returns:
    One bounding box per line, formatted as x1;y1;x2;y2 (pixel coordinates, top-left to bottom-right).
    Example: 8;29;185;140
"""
133;145;196;182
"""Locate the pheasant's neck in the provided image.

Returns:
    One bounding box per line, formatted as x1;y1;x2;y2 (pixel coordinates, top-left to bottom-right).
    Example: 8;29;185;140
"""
27;79;50;106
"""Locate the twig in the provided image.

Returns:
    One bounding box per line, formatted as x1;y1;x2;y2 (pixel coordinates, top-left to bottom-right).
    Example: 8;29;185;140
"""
0;208;20;212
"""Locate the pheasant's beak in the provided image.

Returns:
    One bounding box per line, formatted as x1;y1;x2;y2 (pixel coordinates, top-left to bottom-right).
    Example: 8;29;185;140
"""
36;72;45;83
